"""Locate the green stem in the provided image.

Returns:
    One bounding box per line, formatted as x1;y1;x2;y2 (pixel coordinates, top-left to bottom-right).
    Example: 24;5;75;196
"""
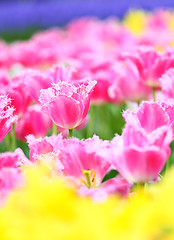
52;123;57;135
69;129;73;138
135;182;145;190
87;105;95;137
144;182;148;189
137;183;144;188
11;124;16;152
99;104;108;139
165;158;170;174
159;173;163;179
152;86;156;102
4;133;11;152
137;100;141;106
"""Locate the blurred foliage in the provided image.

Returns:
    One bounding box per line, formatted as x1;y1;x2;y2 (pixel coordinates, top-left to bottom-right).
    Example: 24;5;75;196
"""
0;28;40;42
0;137;29;157
162;140;174;175
73;104;126;140
168;140;174;165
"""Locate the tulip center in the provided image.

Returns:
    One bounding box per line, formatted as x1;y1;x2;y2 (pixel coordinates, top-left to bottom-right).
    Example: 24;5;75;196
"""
36;152;63;175
80;169;97;188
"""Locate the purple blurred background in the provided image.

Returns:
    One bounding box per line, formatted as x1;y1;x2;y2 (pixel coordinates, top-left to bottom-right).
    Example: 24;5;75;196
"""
0;0;174;39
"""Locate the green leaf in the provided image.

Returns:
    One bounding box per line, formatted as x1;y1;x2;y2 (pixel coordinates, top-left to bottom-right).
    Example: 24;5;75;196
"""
102;169;119;183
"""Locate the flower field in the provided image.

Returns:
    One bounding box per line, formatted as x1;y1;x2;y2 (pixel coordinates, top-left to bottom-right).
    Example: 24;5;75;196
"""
1;9;174;239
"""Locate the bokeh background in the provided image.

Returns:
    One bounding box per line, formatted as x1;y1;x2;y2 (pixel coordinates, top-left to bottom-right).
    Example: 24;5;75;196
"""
1;0;174;41
1;0;174;156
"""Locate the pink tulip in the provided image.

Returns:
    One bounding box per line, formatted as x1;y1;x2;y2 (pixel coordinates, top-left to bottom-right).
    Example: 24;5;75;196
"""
159;68;174;99
10;33;60;67
23;65;75;103
58;136;110;180
39;80;96;129
159;101;174;136
45;64;76;84
15;105;52;141
27;135;54;162
78;175;132;201
0;68;9;87
123;101;170;131
0;148;30;201
74;57;118;104
111;124;172;183
108;59;151;103
120;47;174;88
28;134;108;180
0;95;17;141
0;75;31;115
28;134;110;181
56;126;69;138
108;101;174;183
123;100;174;136
27;134;132;198
74;115;89;130
27;134;64;162
147;10;169;30
0;168;22;201
55;135;131;197
22;69;51;103
0;148;30;168
0;41;12;68
139;10;173;48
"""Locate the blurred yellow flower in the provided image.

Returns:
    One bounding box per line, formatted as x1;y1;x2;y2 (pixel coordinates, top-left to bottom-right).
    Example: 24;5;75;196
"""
123;10;146;36
0;165;174;240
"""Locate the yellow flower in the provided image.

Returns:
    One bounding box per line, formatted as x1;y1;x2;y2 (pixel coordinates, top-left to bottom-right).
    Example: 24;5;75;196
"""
1;164;174;240
123;10;147;36
0;165;119;240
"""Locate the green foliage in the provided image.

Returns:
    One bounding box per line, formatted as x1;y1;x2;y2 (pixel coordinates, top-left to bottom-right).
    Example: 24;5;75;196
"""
0;137;29;158
73;104;126;140
0;27;39;42
102;169;119;182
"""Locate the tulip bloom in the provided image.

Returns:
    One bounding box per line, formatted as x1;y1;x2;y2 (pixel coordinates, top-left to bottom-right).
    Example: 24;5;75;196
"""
120;47;174;88
109;124;172;183
15;105;52;141
108;59;151;103
123;100;174;136
39;80;96;129
27;134;110;182
27;135;131;201
110;101;173;183
27;134;131;199
78;175;132;201
160;68;174;99
0;148;30;201
0;95;17;141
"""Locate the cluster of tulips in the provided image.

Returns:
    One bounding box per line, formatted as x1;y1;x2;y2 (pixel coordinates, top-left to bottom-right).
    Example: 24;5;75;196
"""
1;9;174;240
